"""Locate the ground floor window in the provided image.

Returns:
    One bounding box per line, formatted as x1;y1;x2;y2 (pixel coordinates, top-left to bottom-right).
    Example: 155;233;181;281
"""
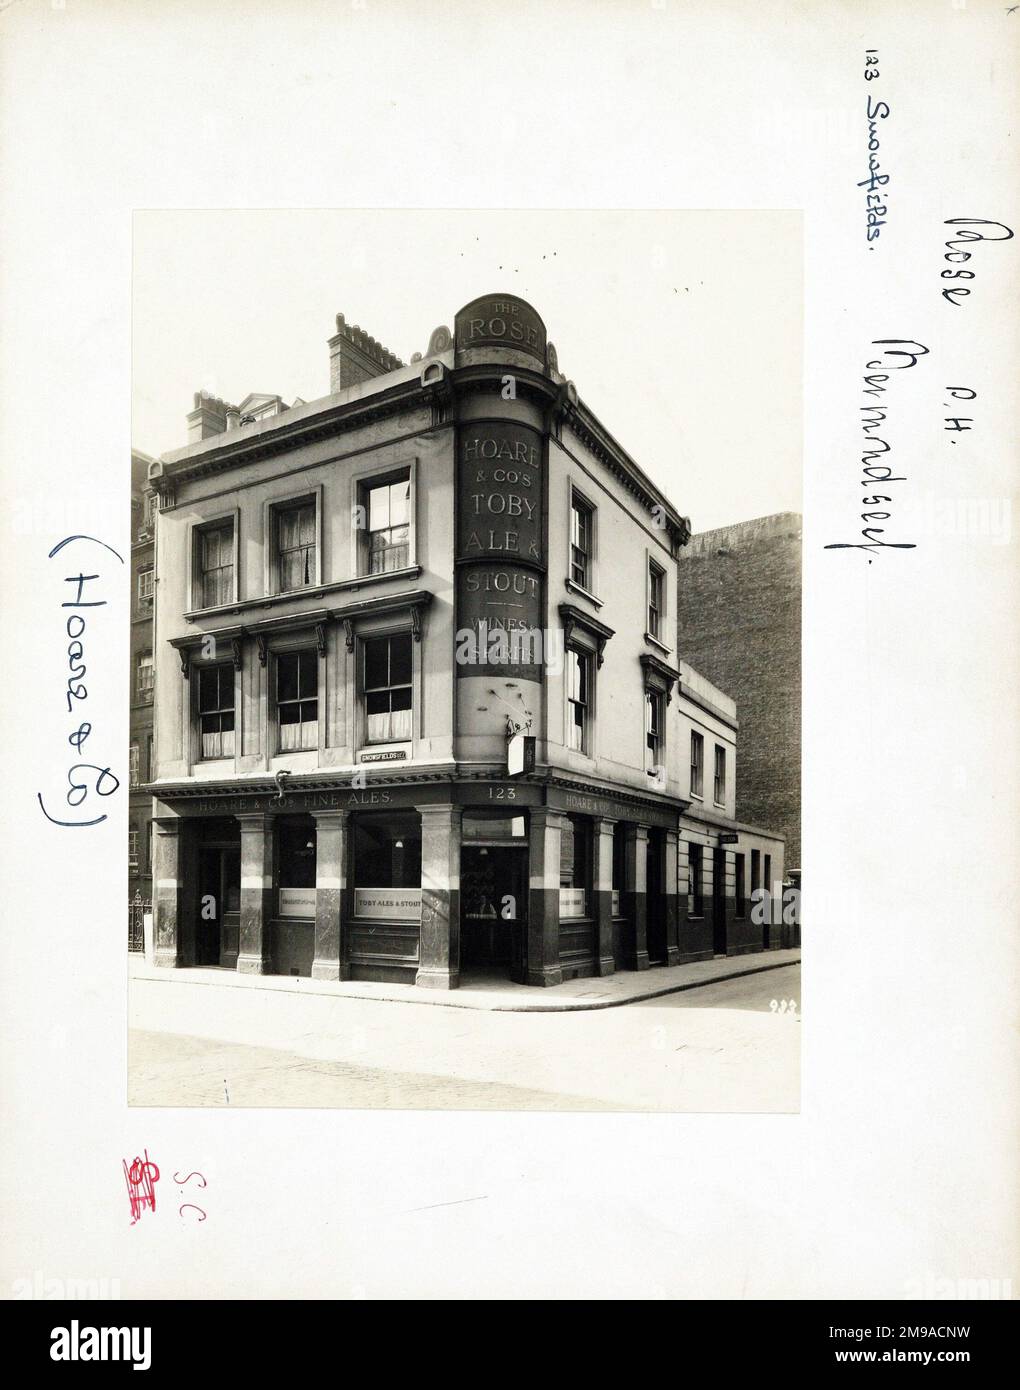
559;814;592;917
735;852;746;917
462;810;527;843
277;815;316;917
353;812;422;919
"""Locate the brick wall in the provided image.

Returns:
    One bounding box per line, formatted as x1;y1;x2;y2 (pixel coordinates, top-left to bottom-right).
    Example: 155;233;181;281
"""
677;513;802;870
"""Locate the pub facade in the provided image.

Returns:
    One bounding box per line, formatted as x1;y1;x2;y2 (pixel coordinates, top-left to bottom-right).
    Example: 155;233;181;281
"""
147;294;784;988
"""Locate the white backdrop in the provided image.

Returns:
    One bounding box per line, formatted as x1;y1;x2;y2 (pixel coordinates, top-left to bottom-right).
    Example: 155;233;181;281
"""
1;0;1017;1300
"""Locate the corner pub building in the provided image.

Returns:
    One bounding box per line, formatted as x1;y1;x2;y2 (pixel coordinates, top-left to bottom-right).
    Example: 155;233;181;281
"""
147;294;785;989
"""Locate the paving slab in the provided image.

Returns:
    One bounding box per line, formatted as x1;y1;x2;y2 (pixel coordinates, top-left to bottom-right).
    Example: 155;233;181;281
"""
129;947;801;1013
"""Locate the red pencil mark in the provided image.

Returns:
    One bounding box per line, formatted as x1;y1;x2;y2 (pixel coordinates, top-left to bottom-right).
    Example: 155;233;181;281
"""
179;1203;207;1222
123;1150;160;1225
173;1170;206;1189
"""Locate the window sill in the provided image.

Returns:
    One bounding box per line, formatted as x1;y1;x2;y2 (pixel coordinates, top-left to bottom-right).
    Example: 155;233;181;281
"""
689;791;704;802
184;566;422;623
564;578;603;609
347;565;421;592
643;631;673;656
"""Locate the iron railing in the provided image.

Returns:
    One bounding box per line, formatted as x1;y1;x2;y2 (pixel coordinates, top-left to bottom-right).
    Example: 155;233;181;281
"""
128;894;150;953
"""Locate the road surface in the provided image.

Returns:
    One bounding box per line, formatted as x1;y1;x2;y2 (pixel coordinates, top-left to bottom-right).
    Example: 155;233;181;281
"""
129;963;800;1113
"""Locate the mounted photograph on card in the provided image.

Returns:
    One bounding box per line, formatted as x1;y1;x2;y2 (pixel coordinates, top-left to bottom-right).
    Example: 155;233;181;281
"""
128;209;802;1113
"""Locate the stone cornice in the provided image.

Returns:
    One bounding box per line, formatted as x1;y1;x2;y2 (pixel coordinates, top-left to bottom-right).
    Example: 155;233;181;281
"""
677;682;739;731
150;762;689;817
154;376;434;487
182;566;423;623
152;354;690;550
561;400;691;550
168;591;434;674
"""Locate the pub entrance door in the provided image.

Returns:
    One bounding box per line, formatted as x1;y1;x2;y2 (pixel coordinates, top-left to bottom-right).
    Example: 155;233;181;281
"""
460;845;528;984
196;821;241;967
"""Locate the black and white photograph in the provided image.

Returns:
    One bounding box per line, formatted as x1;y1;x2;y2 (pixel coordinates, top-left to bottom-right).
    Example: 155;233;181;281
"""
1;0;1016;1338
127;210;802;1112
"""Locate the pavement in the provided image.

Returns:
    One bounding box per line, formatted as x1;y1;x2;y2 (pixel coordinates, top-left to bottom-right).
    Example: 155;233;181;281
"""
128;960;801;1112
129;946;800;1012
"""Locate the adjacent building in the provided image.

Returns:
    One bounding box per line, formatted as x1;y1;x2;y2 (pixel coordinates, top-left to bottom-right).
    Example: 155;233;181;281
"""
677;513;802;877
145;295;785;988
129;448;156;930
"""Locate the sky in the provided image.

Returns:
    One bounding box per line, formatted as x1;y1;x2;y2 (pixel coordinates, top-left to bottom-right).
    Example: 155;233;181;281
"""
133;209;801;534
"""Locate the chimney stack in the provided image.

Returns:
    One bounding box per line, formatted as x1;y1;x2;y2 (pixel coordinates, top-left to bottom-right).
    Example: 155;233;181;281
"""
328;313;404;394
186;391;236;443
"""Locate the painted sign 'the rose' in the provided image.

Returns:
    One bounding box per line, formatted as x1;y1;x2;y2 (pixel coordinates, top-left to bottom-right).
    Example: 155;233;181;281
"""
454;294;547;365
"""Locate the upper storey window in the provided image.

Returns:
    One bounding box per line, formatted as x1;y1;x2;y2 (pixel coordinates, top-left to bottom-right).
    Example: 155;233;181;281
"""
647;561;664;641
197;663;236;760
198;521;234;608
362;633;413;743
277;649;318;752
276;499;316;591
690;730;705;798
569;494;594;590
566;646;591;754
365;474;411;574
714;744;727;806
355;467;416;578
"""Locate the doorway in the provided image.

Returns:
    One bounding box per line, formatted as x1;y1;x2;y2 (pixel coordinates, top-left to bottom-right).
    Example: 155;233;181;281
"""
196;830;241;967
712;847;727;956
460;844;528;983
646;829;667;965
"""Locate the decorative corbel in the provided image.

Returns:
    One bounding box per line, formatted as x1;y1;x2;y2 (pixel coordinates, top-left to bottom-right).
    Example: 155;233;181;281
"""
561;611;576;649
315;622;327;657
178;649;190;680
595;635;608;669
230;636;243;670
410;606;423;643
343;618;355;653
422;371;454;430
254;632;268;667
